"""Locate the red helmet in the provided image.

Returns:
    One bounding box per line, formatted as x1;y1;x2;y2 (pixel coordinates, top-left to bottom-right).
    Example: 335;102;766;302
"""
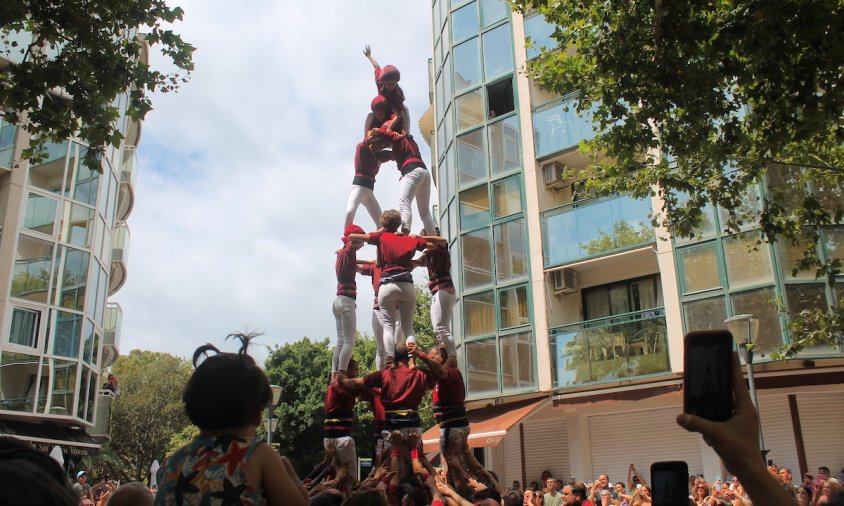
379;65;401;82
370;95;389;112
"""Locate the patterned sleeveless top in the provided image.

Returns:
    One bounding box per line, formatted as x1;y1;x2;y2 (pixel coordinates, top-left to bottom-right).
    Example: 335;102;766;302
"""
154;434;266;506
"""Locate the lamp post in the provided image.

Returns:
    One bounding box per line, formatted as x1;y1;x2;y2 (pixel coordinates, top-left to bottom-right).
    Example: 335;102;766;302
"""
267;385;283;446
724;314;767;462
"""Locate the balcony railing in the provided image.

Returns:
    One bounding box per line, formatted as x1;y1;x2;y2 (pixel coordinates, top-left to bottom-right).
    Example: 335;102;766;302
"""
102;303;122;368
115;147;137;223
90;389;115;439
532;96;597;158
541;195;655;267
550;308;670;388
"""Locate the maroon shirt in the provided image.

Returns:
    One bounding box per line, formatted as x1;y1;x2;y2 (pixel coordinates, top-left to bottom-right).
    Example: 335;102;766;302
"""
324;382;357;437
353;142;382;190
335;242;358;299
358;263;382;309
357;386;386;430
432;366;468;428
362;363;432;411
367;232;427;276
385;131;425;176
419;247;454;294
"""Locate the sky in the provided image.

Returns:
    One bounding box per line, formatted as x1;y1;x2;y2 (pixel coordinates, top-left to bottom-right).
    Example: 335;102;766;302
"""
113;1;435;363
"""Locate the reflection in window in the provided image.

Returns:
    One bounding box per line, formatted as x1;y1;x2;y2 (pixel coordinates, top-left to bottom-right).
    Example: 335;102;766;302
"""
52;310;83;359
460;185;490;230
464;291;495;337
679;243;721;293
683;297;727;332
66;144;100;206
24;193;58;235
461;229;493;289
524;14;558;59
9;307;39;348
466;338;498;394
480;0;508;27
453;38;481;92
482;23;513;81
82;318;95;364
28;142;68;194
778;229;816;280
60;203;94;248
785;283;837;353
0;118;17;168
500;331;535;391
85;365;96;422
583;276;659;320
494;219;527;283
717;185;761;233
456;89;485;131
723;232;773;290
11;234;54;303
452;1;479;42
457;129;487;186
77;366;89;419
492;176;522;218
488;114;519;175
533;101;596;158
499;285;529;328
50;359;77;415
825;227;844;263
54;247;90;311
730;288;782;353
0;351;39;412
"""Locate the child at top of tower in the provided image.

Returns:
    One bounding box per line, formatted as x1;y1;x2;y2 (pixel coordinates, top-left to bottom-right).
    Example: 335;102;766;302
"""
364;46;411;136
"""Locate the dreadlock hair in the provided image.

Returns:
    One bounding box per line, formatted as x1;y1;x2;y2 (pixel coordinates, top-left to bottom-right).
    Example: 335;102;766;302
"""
183;332;272;431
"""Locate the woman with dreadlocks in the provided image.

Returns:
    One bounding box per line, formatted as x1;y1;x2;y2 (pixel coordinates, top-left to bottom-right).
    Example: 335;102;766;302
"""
154;333;308;506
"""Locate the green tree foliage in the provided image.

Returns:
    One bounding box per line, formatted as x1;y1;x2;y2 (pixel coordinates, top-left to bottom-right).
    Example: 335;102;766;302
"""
0;0;195;167
513;0;844;350
581;220;655;256
85;350;192;481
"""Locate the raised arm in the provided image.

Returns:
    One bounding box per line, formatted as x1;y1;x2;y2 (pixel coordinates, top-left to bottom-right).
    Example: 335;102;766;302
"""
363;45;379;70
407;342;447;379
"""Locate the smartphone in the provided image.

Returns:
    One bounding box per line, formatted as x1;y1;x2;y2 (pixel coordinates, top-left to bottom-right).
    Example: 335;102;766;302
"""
684;330;734;422
651;461;690;506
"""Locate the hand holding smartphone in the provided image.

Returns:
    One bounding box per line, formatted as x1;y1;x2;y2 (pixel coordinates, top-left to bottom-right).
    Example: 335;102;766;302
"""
684;330;734;422
651;461;689;506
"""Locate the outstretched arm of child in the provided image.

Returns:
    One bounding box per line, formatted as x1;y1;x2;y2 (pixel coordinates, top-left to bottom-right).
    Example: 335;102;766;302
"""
363;45;379;69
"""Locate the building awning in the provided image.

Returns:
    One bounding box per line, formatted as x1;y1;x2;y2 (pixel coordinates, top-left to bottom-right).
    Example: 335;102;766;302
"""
0;419;100;456
422;398;546;453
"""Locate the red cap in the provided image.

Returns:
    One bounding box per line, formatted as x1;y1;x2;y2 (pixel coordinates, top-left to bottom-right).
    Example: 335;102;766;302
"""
379;65;400;82
371;95;389;112
343;224;365;243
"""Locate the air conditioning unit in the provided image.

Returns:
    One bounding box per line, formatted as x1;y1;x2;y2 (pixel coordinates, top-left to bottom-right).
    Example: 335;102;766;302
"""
552;268;578;294
541;161;565;189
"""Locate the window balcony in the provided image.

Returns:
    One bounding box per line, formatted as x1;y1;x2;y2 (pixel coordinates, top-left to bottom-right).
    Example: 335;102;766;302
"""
90;389;115;440
541;195;655;268
102;303;122;368
108;223;130;295
550;309;670;388
532;96;596;158
115;147;137;223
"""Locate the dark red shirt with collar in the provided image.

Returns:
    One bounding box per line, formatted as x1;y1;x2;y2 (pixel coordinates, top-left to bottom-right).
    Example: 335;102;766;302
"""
358;263;382;309
335;242;358;299
357;386;386;430
324;382;357;437
386;131;426;176
419;247;454;294
366;232;427;275
353;142;382;190
362;363;432;411
432;365;468;428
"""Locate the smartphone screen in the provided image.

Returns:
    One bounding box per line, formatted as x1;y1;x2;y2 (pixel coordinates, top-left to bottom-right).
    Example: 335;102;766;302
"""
651;461;689;506
684;330;734;422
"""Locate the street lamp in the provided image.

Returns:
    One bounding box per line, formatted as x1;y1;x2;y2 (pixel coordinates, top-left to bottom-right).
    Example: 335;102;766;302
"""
266;385;283;446
724;314;767;462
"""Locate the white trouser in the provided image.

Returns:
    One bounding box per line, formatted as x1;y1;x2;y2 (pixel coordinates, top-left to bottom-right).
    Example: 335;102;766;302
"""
345;185;382;229
431;289;457;357
399;167;436;234
324;436;358;480
378;282;416;359
332;295;356;372
372;308;404;369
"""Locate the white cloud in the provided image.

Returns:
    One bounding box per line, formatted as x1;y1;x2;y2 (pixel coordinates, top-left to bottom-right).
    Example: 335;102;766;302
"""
113;0;436;364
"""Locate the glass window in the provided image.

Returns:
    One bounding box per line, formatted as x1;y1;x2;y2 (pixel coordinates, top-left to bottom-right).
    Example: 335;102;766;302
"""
11;234;54;303
524;14;558;59
533;101;596;158
452;1;479;42
0;351;39;412
457;129;487;187
777;230;817;280
95;266;108;326
53;247;90;311
433;0;442;34
462;229;493;289
60;203;94;248
459;185;490;230
824;227;844;263
492;175;522;218
52;310;83;359
488;114;520;175
464;291;495;337
679;243;721;293
673;201;717;245
812;176;843;211
482;23;513;81
466;338;498;394
67;144;100;206
0;119;16;168
717;185;761;233
723;232;773;289
82;318;95;365
487;78;515;121
436;72;445;122
438;152;451;211
500;331;535;391
480;0;508;27
730;287;782;354
683;297;727;332
453;38;481;93
439;0;450;35
785;283;827;329
9;307;40;348
28;142;68;194
499;285;529;328
494;219;527;282
24;193;58;236
76;366;89;419
443;53;453;104
49;359;77;415
456;89;484;131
